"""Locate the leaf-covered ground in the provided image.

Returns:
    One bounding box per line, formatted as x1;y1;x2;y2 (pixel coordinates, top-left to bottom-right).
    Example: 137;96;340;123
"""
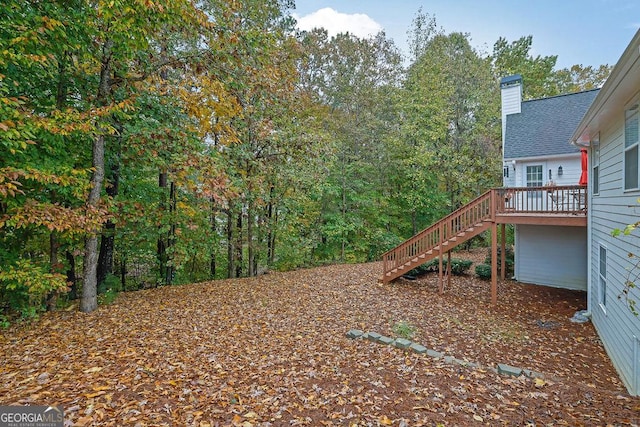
2;250;639;426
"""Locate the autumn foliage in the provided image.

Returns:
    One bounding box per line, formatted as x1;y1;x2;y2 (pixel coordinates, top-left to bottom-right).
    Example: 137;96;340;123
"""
0;3;612;318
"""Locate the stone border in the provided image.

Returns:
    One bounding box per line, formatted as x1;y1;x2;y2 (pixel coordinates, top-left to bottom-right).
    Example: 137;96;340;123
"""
346;329;545;380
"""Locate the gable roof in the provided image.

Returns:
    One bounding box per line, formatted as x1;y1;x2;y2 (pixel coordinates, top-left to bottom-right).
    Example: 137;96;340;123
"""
572;29;640;146
504;89;600;159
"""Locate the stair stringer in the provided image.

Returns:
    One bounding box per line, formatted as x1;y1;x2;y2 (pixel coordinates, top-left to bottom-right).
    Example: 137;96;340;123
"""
381;220;492;283
381;190;495;284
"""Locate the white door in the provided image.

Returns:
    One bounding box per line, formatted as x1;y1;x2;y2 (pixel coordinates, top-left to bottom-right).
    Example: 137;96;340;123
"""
525;164;544;210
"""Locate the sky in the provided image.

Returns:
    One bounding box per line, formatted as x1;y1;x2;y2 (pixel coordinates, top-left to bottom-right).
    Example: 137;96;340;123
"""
292;0;640;69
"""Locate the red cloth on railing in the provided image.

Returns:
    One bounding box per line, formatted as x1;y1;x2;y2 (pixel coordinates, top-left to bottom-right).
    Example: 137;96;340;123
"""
579;149;588;186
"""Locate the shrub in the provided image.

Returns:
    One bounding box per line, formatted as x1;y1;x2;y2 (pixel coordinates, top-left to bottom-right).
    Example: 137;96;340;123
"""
475;264;492;280
392;320;416;339
407;258;473;276
484;246;514;275
0;259;68;324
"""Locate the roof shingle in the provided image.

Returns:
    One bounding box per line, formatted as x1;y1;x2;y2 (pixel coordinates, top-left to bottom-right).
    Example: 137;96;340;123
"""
504;89;600;159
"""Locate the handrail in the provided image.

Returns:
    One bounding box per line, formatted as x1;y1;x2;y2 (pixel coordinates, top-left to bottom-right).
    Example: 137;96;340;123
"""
382;190;493;278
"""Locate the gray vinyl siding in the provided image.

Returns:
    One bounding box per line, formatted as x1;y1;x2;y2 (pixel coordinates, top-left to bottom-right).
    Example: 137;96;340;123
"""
514;225;587;290
590;116;640;396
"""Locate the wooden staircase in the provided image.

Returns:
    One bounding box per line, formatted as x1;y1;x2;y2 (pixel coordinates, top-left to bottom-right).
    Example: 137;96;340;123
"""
380;190;495;284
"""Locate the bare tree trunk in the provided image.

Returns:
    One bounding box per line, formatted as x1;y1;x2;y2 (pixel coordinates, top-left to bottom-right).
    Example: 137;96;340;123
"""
267;184;276;265
167;181;176;284
235;210;243;278
248;199;255;277
81;38;112;313
227;208;234;278
66;251;78;300
120;255;127;290
157;171;168;285
97;136;120;288
210;199;217;278
341;176;346;263
46;232;59;311
81;136;105;313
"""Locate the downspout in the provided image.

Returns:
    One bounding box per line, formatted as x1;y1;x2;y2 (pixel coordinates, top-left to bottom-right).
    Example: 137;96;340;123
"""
572;138;593;316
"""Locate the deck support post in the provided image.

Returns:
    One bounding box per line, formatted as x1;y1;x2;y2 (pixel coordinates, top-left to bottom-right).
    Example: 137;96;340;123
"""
447;250;451;290
500;223;506;280
438;223;444;294
491;222;498;306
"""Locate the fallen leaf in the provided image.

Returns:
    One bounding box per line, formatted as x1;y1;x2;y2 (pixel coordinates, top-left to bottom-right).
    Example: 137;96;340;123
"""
379;415;393;425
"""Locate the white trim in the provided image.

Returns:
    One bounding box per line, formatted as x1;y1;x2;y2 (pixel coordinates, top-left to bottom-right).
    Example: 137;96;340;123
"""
504;153;581;163
624;103;640;192
592;144;600;195
598;243;608;315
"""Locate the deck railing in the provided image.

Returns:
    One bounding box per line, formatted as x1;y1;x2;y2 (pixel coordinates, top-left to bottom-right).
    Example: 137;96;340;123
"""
495;185;587;215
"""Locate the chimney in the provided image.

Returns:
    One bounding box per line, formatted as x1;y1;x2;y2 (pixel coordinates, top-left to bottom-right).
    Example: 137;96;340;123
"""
500;74;522;146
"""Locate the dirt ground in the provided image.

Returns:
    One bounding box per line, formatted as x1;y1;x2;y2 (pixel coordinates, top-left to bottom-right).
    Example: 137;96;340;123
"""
1;249;639;426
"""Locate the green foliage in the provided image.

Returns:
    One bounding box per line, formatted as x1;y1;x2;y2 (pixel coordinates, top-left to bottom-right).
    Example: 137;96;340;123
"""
612;203;640;317
98;274;122;295
492;35;559;99
0;314;9;329
98;288;118;306
0;259;68;320
475;264;492;280
485;246;515;275
392;320;416;340
408;258;473;276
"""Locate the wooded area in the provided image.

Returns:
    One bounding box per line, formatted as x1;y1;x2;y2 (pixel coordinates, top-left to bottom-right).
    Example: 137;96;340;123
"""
0;0;611;318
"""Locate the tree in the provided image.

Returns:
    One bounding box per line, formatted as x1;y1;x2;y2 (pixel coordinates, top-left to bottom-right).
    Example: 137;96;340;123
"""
403;30;501;226
553;64;612;93
492;35;559;99
298;29;405;262
0;0;97;317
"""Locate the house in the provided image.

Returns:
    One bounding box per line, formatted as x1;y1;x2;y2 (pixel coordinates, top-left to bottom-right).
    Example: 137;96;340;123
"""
571;29;640;397
501;76;599;291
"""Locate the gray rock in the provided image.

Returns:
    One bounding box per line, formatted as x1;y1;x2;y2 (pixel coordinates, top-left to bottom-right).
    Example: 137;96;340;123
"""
426;349;443;358
497;363;523;377
366;332;382;342
393;338;412;349
570;309;591;323
409;343;428;354
346;329;363;339
379;336;394;345
452;358;470;367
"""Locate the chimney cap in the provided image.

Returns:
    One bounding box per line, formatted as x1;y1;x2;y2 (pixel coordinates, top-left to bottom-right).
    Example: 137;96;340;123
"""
500;74;523;88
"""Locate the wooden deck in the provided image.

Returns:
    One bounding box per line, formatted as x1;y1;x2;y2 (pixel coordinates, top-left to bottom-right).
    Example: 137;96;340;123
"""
495;185;586;226
381;185;588;304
